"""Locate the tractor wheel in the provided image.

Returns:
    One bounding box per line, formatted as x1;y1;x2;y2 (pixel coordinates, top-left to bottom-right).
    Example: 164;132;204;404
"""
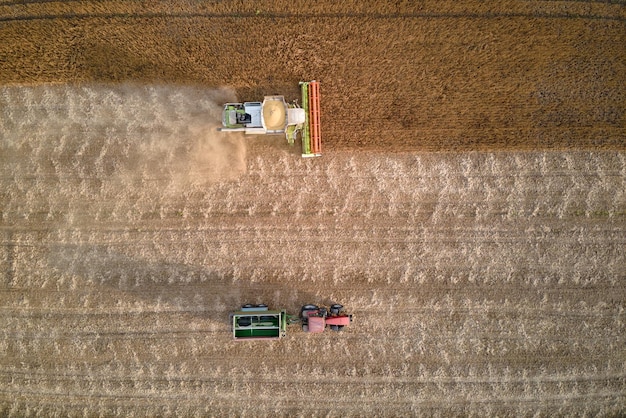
242;304;253;308
330;325;339;331
330;304;343;315
257;304;267;308
302;324;309;332
302;304;318;310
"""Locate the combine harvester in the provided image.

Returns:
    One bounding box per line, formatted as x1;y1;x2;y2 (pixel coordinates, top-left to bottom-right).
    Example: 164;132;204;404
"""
230;303;353;340
218;81;322;158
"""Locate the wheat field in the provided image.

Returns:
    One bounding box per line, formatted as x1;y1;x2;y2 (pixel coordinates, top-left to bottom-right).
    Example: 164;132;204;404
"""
1;0;625;415
1;84;625;416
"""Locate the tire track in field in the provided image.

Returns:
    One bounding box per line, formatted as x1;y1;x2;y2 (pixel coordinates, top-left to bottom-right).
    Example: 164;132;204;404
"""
2;12;624;23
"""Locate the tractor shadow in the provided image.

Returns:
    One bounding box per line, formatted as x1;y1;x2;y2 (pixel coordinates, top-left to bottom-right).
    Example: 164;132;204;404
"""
46;243;335;328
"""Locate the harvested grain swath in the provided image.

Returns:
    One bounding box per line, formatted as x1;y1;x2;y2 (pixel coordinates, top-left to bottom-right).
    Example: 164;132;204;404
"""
1;83;625;415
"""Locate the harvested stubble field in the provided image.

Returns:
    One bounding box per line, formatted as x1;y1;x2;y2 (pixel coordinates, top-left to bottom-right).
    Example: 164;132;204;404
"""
1;1;625;417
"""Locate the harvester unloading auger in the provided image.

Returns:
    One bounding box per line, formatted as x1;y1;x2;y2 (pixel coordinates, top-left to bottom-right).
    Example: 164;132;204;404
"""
218;81;322;158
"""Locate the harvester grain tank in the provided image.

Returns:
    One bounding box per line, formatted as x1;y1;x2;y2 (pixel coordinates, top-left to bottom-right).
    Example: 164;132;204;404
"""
218;81;322;158
230;303;352;340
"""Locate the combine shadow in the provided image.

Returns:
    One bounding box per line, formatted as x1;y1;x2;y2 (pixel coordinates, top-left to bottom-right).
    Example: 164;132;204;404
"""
236;81;303;104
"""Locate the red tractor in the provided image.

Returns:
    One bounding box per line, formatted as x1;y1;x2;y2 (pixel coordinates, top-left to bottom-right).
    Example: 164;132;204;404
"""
300;304;353;333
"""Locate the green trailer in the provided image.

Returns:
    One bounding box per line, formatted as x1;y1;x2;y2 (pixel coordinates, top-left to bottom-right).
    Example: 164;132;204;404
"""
230;304;288;340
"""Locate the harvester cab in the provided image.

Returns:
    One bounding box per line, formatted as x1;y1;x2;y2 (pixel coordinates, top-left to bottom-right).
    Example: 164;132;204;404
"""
218;80;322;158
